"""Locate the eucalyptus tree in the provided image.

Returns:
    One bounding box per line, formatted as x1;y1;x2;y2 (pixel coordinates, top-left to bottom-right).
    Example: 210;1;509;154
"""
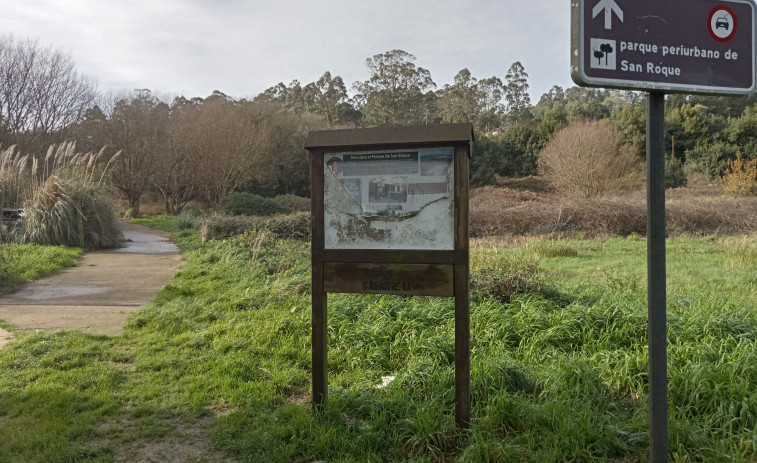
437;69;506;133
352;49;437;126
503;61;532;122
257;72;358;126
312;71;351;126
477;76;506;132
438;69;481;125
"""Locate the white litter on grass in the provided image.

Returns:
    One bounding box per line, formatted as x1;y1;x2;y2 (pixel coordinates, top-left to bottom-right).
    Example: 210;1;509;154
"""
376;375;396;389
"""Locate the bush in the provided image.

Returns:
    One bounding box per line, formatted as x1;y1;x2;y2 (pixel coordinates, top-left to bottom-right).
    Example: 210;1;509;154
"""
471;267;543;304
218;192;290;216
666;155;688;189
469;246;565;304
201;211;310;241
538;120;643;197
685;142;738;178
10;176;123;249
470;126;544;187
175;209;202;230
272;194;310;212
721;151;757;196
200;213;256;241
262;212;311;239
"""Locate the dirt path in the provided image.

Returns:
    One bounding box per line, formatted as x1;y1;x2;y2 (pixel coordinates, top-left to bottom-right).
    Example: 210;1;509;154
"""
0;221;182;348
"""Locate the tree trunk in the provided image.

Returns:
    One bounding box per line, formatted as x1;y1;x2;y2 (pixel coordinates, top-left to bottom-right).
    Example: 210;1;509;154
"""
129;195;141;216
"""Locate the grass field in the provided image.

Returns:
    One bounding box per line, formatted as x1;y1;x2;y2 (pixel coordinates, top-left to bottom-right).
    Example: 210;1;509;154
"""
0;243;82;295
0;216;756;462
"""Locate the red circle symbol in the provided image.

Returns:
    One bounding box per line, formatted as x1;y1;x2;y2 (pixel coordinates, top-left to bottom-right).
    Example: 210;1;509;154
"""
709;5;738;42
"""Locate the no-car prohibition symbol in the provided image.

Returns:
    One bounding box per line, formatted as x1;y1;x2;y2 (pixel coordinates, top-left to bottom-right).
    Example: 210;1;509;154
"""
709;5;738;42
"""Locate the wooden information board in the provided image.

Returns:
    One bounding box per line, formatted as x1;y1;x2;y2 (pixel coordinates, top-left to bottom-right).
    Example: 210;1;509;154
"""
305;123;473;427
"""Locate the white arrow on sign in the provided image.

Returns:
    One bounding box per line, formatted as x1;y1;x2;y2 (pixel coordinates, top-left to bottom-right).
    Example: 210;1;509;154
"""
593;0;624;29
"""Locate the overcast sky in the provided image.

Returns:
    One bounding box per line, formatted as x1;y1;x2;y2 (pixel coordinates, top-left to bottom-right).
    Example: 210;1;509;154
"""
1;0;575;103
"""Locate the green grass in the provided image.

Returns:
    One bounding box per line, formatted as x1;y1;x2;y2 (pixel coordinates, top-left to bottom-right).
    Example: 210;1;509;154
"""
1;216;756;461
130;214;194;233
0;243;82;294
722;236;757;269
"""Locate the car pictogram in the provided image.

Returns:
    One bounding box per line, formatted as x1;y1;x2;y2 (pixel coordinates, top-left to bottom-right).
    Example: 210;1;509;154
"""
716;16;730;29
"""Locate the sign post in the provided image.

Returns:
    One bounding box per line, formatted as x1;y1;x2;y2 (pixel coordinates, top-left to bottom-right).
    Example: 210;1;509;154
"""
305;124;474;428
646;91;667;461
573;0;756;95
573;1;756;461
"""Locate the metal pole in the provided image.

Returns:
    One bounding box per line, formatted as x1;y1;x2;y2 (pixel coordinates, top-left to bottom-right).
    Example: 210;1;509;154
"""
646;91;668;462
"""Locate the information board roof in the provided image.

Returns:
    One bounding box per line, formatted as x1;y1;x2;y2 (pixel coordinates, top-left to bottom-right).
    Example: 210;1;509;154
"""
305;123;474;150
572;0;757;95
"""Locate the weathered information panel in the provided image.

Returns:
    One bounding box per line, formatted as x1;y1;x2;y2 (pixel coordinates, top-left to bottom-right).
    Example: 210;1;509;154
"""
324;263;454;297
305;123;473;428
324;148;454;250
572;0;757;94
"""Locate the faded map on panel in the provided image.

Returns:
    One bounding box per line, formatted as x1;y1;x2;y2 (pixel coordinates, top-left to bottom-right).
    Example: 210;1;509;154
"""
324;148;455;250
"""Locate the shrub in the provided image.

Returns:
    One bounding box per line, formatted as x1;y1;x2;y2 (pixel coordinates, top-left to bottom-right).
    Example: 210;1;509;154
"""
721;151;757;196
272;194;310;212
471;266;543;304
538;120;643;197
10;176;123;249
261;212;310;239
470;125;543;187
470;244;555;304
665;155;688;189
685;142;738;178
218;191;290;216
175;209;202;230
201;211;310;241
200;213;257;241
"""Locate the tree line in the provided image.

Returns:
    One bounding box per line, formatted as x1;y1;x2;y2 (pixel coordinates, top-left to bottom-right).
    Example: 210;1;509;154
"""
3;36;757;214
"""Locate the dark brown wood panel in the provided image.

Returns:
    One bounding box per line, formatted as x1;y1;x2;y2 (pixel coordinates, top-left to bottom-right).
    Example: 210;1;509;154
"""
454;263;471;428
454;145;470;252
311;150;325;251
314;249;467;265
312;262;327;408
305;124;474;150
324;263;454;297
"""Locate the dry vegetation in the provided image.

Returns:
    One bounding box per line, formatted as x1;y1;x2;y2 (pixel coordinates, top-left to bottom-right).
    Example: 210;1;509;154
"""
470;184;757;238
721;150;757;196
0;143;122;249
538;120;643;197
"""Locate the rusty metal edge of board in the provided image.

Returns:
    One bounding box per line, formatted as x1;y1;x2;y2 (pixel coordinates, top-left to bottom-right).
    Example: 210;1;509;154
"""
305;123;474;150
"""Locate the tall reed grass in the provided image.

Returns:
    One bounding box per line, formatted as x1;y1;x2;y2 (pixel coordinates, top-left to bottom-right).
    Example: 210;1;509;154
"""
0;142;123;249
